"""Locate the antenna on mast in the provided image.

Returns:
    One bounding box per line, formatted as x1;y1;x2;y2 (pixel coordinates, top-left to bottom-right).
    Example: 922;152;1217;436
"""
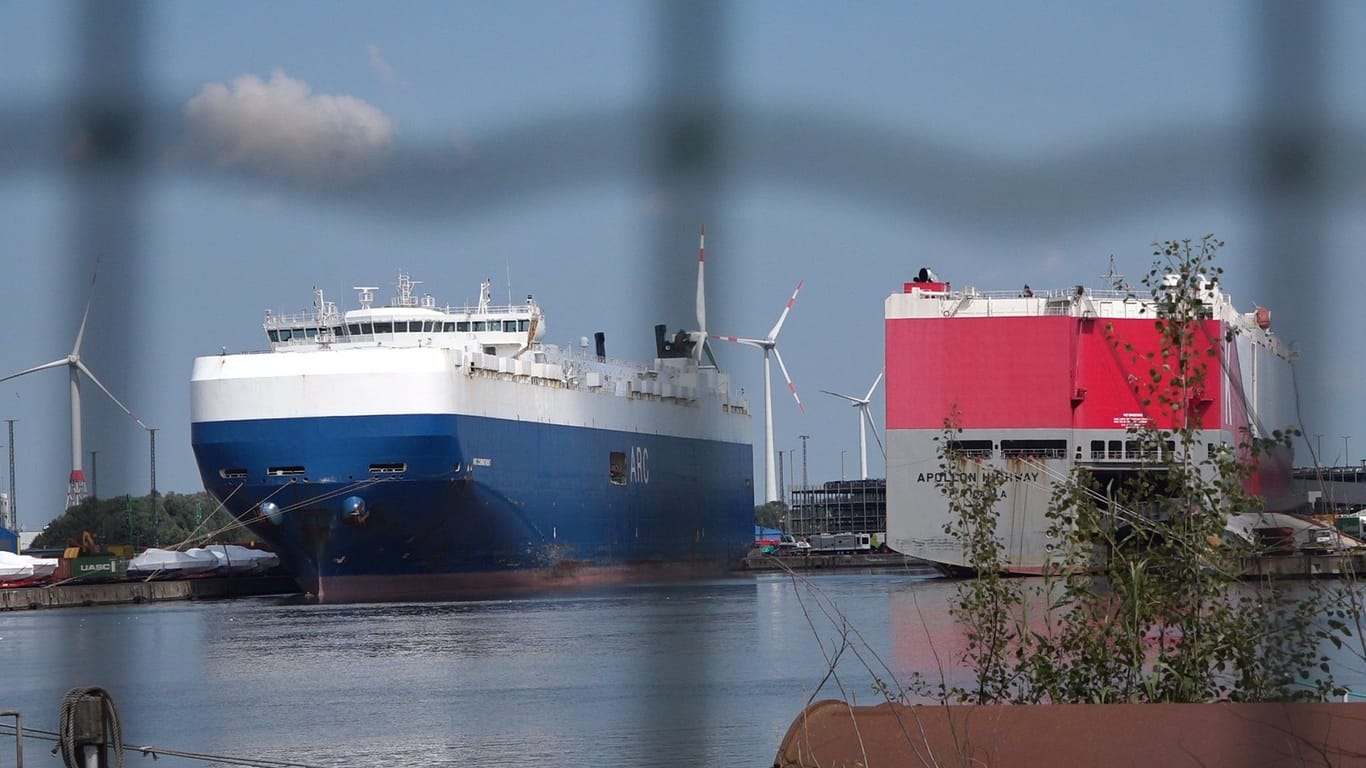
1103;255;1129;291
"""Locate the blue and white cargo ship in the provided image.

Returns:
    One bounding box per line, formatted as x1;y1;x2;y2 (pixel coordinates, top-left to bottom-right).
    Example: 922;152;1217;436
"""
191;259;754;603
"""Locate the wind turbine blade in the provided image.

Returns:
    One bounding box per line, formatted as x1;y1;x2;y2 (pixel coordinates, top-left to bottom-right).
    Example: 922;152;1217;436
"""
864;369;885;401
863;404;885;456
0;358;70;385
695;225;707;336
711;334;767;348
513;315;539;359
701;338;720;368
864;407;885;458
73;299;92;357
766;280;803;341
73;264;99;356
76;360;150;431
771;346;805;413
820;389;863;405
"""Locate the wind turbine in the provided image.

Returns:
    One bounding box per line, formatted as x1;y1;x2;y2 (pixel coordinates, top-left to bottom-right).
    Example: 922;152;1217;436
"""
713;280;805;503
0;283;151;509
822;370;885;480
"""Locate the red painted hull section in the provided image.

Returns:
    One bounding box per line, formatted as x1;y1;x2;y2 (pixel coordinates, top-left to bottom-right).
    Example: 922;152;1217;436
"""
886;315;1225;432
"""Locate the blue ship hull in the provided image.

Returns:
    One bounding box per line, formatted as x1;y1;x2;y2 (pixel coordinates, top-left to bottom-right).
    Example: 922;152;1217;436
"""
192;413;754;602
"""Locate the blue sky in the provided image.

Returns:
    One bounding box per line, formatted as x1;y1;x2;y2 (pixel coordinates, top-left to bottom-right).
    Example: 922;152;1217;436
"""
2;1;1364;531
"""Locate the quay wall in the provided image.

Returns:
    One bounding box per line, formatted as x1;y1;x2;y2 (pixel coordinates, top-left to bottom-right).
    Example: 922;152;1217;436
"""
0;576;299;610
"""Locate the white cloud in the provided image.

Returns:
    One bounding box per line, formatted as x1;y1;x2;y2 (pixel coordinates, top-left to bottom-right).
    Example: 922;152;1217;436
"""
179;69;395;182
368;44;407;89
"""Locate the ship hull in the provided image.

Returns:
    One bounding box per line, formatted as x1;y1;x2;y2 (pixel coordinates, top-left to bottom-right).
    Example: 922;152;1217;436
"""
883;279;1296;575
193;413;754;602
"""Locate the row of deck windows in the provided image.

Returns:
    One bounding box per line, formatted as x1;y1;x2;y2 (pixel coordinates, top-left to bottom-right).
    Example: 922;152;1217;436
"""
947;439;1181;462
269;318;532;342
220;463;408;480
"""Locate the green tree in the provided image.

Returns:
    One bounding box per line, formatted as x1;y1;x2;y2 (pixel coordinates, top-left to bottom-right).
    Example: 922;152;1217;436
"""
31;491;252;551
755;501;787;530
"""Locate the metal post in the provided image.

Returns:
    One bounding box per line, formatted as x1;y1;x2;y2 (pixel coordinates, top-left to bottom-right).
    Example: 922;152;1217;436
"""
5;419;15;532
776;454;784;508
0;710;23;768
1344;435;1351;467
149;428;158;546
71;695;107;768
840;450;847;482
786;449;795;505
798;434;809;489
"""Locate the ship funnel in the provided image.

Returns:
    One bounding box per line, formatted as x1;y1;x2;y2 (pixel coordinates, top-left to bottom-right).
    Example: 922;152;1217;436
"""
654;324;668;358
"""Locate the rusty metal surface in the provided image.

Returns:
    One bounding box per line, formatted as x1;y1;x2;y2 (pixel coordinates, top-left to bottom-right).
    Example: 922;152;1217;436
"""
775;699;1366;767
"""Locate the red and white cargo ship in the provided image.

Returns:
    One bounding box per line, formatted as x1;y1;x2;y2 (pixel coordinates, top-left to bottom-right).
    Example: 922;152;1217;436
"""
884;266;1296;575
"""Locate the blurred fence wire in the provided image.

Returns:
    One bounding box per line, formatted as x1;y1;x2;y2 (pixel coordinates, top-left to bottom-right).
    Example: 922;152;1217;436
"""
1;0;1357;762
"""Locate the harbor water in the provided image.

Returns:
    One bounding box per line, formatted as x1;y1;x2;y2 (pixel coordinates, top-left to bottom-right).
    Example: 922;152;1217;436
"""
3;567;1365;767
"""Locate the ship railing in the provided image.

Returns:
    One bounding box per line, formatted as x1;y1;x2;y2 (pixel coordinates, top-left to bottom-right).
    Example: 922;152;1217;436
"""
560;346;654;376
1000;448;1067;460
264;309;328;327
954;287;1135;301
266;304;537;327
434;302;537;318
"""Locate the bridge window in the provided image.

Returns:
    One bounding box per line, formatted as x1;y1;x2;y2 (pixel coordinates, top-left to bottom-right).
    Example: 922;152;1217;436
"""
361;322;373;334
503;320;518;332
268;330;280;342
348;323;361;335
473;321;487;331
394;321;408;332
518;319;530;331
457;321;471;332
444;322;456;332
374;322;392;333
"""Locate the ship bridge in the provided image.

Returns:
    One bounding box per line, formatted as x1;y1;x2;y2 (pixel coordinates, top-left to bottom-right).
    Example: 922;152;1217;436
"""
263;274;545;356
